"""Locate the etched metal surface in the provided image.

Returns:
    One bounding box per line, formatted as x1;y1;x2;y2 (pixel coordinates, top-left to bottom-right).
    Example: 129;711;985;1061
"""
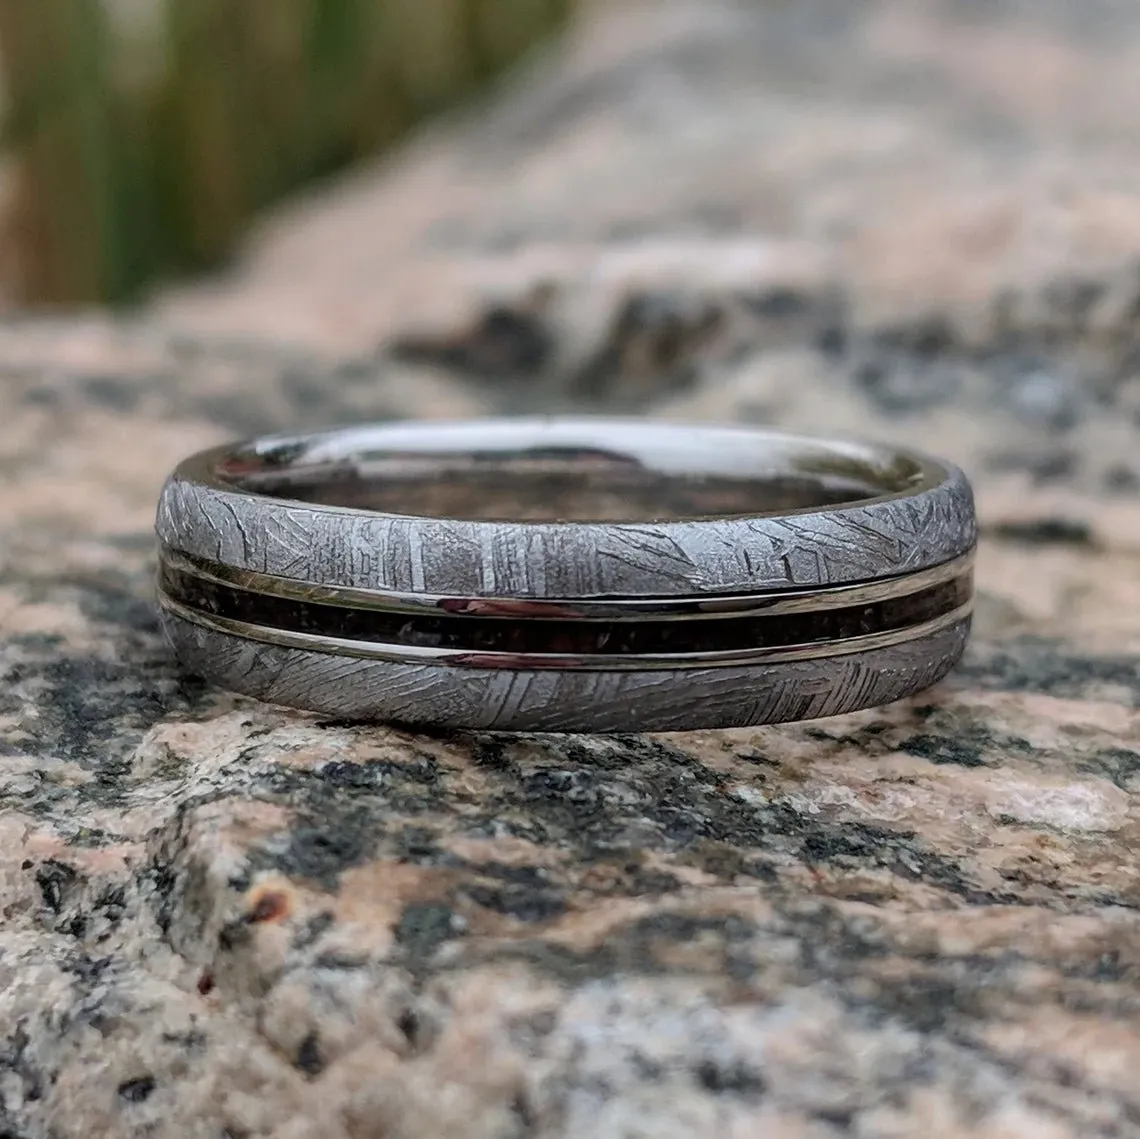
160;610;971;731
157;420;977;598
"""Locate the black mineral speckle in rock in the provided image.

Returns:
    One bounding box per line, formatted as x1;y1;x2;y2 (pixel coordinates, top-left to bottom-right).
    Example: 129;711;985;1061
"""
693;1059;767;1097
34;859;80;914
118;1076;156;1104
392;305;554;378
900;733;988;768
992;517;1095;547
395;902;463;964
295;1033;325;1076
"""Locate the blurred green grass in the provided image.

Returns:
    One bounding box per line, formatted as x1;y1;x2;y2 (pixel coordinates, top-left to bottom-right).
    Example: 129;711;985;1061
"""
0;0;570;305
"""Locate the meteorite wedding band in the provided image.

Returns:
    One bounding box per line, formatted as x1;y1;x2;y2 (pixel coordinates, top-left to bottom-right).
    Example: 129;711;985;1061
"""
155;418;976;731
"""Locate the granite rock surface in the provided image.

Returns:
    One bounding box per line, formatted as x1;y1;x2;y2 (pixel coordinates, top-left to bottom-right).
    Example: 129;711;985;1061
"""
4;2;1140;1137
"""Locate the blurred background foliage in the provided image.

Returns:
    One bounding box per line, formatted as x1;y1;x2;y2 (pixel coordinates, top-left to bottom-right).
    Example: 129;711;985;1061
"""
0;0;570;305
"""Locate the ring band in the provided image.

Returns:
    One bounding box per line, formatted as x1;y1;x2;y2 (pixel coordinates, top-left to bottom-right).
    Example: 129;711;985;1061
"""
155;418;976;731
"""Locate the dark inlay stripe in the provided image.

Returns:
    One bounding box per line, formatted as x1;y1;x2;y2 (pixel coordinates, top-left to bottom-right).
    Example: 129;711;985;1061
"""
158;562;972;657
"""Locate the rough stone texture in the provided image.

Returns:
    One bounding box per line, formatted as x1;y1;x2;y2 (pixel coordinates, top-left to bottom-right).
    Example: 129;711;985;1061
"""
4;1;1140;1136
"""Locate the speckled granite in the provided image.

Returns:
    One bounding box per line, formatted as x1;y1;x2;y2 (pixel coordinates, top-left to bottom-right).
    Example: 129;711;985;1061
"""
4;2;1140;1137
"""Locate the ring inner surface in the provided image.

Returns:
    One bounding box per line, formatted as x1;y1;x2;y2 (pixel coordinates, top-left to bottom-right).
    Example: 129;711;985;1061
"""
219;449;923;523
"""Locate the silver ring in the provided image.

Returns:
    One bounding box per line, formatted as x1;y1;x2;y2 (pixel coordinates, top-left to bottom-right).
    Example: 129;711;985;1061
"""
155;418;976;731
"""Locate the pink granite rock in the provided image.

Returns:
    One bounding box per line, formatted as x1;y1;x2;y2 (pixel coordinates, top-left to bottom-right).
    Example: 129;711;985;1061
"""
3;2;1140;1137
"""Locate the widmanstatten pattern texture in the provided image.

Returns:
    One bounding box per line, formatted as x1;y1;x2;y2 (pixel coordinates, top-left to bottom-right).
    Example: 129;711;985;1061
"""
156;463;976;595
160;613;972;731
5;3;1140;1137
